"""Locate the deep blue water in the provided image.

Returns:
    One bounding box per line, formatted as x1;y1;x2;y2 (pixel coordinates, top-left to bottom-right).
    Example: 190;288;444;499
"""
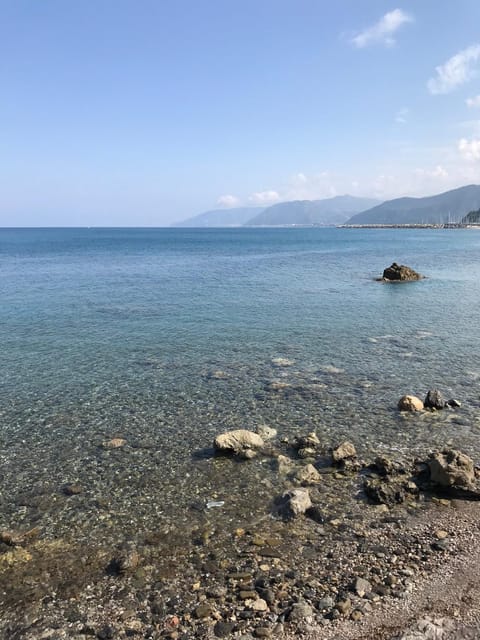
1;227;480;543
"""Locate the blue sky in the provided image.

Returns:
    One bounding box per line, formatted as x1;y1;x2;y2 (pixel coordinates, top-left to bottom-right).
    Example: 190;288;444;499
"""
2;1;480;226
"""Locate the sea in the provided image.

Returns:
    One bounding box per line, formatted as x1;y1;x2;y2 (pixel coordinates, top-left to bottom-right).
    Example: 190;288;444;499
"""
1;226;480;554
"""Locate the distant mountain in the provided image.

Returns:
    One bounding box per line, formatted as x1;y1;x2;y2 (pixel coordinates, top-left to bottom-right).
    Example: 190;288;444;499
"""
346;185;480;225
462;208;480;223
174;207;264;227
245;196;381;226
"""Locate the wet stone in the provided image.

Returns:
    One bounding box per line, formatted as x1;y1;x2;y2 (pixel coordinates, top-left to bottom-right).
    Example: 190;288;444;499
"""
214;621;235;637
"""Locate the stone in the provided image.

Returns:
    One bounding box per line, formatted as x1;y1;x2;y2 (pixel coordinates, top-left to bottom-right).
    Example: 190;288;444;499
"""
195;603;214;619
351;609;363;621
398;395;424;412
277;488;312;518
271;357;295;367
254;628;272;638
62;483;83;496
295;431;320;448
256;425;277;440
250;598;268;612
107;547;140;575
316;596;335;611
434;530;449;540
364;477;418;505
382;263;423;281
305;505;325;523
214;430;264;456
214;621;235;637
207;370;229;380
424;389;446;410
446;398;461;408
353;577;371;597
288;602;314;622
293;463;321;485
332;441;356;463
428;449;475;487
275;455;293;475
335;598;351;615
101;438;127;449
297;447;317;459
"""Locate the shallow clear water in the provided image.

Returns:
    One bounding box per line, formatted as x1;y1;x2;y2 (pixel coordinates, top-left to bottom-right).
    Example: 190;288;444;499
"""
1;227;480;548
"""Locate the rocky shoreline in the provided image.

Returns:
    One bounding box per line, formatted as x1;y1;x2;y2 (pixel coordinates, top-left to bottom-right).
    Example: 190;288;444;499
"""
1;410;480;640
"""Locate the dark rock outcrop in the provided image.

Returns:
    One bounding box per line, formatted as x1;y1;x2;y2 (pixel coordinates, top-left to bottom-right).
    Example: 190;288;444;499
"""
424;389;446;410
382;263;423;281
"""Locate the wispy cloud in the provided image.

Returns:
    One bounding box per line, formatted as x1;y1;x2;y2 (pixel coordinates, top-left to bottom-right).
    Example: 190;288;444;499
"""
351;9;413;48
217;194;240;207
458;137;480;161
466;95;480;108
428;44;480;94
248;190;281;205
395;107;409;124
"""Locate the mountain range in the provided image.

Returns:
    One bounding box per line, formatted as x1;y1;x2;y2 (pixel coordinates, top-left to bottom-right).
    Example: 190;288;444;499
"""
346;184;480;225
175;195;380;227
173;184;480;228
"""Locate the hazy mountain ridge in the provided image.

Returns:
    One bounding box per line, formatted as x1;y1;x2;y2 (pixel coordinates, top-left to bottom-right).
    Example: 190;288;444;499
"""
347;185;480;225
174;207;264;227
245;196;381;226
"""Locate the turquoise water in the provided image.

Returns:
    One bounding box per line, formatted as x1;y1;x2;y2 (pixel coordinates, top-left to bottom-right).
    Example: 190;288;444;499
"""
1;227;480;546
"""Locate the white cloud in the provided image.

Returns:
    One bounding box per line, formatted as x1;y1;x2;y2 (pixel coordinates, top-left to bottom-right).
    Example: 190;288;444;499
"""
395;107;409;124
414;165;448;178
248;190;281;204
466;95;480;108
351;9;412;48
217;194;240;207
458;137;480;161
428;44;480;95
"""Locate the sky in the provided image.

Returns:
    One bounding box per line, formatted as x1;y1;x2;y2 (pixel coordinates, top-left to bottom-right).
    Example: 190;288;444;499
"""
2;1;480;226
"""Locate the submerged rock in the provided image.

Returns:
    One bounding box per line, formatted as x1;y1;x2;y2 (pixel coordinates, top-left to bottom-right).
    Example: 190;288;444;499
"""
332;441;357;463
101;438;127;449
214;429;264;457
428;449;475;487
398;395;424;412
256;425;277;440
381;262;423;281
293;463;321;485
271;357;295;368
277;488;312;518
294;432;321;449
364;477;418;505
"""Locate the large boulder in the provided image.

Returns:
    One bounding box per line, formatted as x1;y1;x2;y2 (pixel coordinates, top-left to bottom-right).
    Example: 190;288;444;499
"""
214;430;264;457
428;449;475;488
398;395;424;412
382;263;423;281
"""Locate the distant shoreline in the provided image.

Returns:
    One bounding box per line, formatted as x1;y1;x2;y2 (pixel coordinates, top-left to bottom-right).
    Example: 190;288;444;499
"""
339;223;480;229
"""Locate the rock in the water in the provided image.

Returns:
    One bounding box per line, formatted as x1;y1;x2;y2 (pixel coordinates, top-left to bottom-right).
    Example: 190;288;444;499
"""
293;463;321;485
256;425;277;440
102;438;127;449
214;430;264;456
294;432;321;449
364;477;418;505
275;454;293;475
271;357;295;367
446;398;461;408
398;395;424;412
428;449;475;487
277;488;312;518
424;389;446;410
382;262;423;281
332;441;357;463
